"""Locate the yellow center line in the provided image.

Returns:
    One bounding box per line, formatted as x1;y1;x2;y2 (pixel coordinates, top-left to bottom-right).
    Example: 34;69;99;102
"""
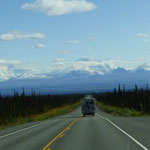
42;117;81;150
59;133;64;138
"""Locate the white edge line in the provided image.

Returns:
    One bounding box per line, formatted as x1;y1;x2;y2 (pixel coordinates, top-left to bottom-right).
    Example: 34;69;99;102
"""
96;113;149;150
0;121;48;139
0;107;81;139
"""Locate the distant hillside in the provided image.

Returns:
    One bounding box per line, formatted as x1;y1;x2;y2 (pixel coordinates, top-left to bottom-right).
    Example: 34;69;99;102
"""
0;58;150;95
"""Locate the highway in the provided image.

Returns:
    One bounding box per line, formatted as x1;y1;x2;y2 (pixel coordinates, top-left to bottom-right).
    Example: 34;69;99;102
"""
0;106;150;150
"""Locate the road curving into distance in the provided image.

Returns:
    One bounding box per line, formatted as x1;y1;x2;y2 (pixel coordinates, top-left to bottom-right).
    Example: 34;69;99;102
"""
0;104;150;150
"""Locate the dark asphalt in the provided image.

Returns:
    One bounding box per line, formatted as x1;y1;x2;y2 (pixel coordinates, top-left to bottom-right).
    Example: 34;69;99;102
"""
0;107;150;150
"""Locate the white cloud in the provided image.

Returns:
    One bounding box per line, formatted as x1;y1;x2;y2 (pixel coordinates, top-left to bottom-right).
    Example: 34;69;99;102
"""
0;59;21;80
73;57;150;70
51;58;68;71
88;36;95;40
1;57;150;81
137;63;150;70
53;58;66;63
51;57;112;74
60;50;70;54
0;59;21;66
22;0;97;16
68;40;79;44
144;39;150;43
137;33;149;38
0;32;45;41
32;43;46;48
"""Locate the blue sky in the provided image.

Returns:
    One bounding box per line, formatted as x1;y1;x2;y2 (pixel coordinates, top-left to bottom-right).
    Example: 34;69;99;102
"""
0;0;150;69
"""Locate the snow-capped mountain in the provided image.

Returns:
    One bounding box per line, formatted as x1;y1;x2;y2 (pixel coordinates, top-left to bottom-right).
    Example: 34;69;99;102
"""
0;66;15;81
0;65;46;81
74;57;112;75
0;58;150;95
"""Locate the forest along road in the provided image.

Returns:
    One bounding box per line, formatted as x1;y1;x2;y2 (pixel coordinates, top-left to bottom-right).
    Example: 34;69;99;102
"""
0;107;150;150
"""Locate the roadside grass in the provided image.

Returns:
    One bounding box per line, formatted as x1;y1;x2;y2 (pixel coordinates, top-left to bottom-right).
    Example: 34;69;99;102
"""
0;102;81;130
96;101;145;117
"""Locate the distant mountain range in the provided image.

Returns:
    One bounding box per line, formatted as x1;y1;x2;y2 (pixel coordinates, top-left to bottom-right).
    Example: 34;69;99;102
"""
0;58;150;95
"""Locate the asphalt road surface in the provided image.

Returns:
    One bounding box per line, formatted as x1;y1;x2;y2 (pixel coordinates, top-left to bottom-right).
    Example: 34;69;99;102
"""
0;107;150;150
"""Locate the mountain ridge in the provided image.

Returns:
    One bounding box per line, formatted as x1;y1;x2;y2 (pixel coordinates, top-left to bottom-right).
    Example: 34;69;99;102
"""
0;59;150;95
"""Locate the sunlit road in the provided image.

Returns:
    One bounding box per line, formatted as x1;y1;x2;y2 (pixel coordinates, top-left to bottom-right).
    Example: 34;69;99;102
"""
0;107;150;150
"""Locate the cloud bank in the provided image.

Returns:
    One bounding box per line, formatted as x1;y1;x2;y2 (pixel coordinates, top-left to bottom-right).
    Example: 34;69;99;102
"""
0;59;21;66
0;32;45;41
1;57;150;81
137;33;149;38
32;43;46;48
68;40;79;44
22;0;97;16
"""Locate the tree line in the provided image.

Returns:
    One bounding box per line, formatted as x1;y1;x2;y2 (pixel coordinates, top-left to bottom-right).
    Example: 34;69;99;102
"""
93;84;150;114
0;89;83;126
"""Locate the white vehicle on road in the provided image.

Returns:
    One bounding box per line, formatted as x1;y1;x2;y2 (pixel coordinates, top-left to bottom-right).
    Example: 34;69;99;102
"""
82;98;95;117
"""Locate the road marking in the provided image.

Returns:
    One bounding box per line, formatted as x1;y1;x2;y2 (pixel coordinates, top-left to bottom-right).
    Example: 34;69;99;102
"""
0;107;82;140
96;113;149;150
42;117;81;150
0;121;48;139
59;134;64;138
